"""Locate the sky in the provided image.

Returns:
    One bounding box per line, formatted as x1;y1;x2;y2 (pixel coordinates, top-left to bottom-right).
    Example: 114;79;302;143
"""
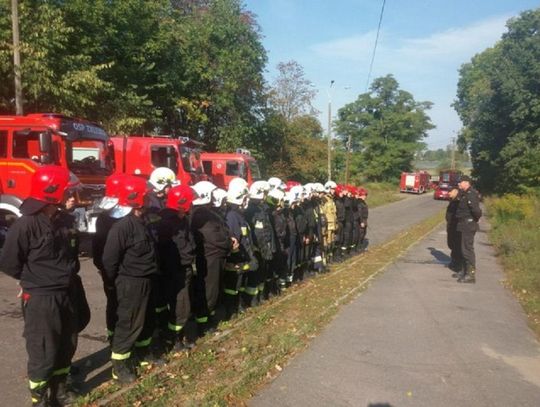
244;0;539;149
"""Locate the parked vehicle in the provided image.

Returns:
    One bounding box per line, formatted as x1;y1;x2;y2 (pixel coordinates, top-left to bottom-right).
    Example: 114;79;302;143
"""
399;171;431;194
439;170;462;187
201;149;262;189
434;183;452;200
0;113;113;232
111;135;206;185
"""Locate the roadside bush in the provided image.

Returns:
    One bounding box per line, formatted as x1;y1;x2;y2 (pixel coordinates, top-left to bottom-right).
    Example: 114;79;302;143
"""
486;193;540;337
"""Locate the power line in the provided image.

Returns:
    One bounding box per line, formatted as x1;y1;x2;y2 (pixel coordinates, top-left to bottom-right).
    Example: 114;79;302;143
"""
365;0;387;92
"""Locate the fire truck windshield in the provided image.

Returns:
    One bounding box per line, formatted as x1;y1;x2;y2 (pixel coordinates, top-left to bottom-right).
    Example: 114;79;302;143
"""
67;139;113;176
248;160;261;180
180;145;203;174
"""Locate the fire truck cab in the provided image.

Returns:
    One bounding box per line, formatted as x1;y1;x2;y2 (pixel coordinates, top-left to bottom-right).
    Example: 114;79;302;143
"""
0;113;114;232
201;149;261;189
111;135;206;185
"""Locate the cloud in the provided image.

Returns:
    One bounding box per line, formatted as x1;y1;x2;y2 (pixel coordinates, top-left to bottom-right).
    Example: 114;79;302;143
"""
310;14;511;70
310;30;378;62
309;14;513;147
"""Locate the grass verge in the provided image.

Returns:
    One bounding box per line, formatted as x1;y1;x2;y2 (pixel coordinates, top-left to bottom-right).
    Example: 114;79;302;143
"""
485;192;540;338
365;182;403;208
79;210;444;407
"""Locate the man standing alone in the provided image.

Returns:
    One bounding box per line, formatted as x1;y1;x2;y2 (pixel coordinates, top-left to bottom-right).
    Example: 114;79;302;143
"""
455;176;482;284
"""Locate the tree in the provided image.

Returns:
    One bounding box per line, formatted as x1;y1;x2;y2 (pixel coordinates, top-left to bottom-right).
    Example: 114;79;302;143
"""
268;60;318;121
334;75;434;182
454;9;540;193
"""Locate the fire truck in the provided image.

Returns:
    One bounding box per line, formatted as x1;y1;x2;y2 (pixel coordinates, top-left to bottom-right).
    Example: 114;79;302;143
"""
0;113;114;232
111;135;206;185
201;149;261;189
399;171;431;194
439;170;462;187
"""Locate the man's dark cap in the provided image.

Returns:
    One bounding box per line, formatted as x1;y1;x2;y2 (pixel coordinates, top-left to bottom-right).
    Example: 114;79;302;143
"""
459;175;472;183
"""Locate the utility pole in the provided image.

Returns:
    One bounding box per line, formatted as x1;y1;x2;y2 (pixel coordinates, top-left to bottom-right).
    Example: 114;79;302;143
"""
11;0;23;115
327;80;334;181
451;136;456;170
344;132;352;184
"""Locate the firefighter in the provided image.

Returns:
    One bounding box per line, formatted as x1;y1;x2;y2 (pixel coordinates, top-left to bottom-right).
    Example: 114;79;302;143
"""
445;188;462;274
308;183;325;273
147;167;179;213
191;181;233;334
245;180;276;302
156;184;196;351
322;181;338;264
102;175;161;384
358;188;369;252
291;185;308;280
283;190;299;286
455;176;482;283
0;166;81;406
267;188;289;290
334;185;347;261
92;174;128;342
223;178;258;317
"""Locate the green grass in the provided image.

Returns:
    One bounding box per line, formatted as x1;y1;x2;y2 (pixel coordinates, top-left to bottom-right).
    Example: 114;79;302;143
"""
87;210;444;406
485;191;540;338
364;182;403;208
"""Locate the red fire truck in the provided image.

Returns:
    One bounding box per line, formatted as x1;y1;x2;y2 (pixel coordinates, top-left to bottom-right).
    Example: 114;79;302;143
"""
111;135;206;185
439;170;462;187
0;113;114;232
399;171;431;194
201;149;262;189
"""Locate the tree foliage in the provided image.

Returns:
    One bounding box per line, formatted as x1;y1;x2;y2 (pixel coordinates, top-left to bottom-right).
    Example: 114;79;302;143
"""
0;0;266;147
334;75;434;182
454;9;540;193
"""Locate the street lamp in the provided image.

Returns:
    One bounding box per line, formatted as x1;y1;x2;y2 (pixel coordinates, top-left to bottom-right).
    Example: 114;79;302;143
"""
327;80;334;181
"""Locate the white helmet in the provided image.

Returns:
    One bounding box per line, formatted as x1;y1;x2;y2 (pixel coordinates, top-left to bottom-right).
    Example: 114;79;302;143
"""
268;188;285;202
268;177;286;191
313;183;325;193
227;178;249;206
284;191;298;206
249;180;270;200
149;167;178;192
228;177;248;191
212;188;227;207
192;181;217;206
303;183;314;198
324;180;337;192
290;185;304;200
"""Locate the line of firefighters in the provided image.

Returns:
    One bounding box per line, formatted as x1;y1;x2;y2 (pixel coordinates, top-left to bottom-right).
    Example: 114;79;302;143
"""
0;165;369;407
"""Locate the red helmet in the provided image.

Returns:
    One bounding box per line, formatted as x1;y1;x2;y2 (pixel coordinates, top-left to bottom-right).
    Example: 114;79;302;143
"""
358;188;368;197
166;184;195;212
285;180;301;192
105;174;127;198
117;175;149;208
29;165;73;204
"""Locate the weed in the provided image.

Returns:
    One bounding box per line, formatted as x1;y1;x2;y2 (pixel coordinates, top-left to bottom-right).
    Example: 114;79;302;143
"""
486;194;540;338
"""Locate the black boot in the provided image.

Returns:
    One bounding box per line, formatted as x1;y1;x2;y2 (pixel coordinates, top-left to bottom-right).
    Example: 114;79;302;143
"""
458;265;476;284
111;359;137;384
135;345;166;368
30;384;50;407
50;375;78;406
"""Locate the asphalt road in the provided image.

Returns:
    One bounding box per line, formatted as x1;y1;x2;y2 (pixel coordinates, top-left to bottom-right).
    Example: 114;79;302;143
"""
0;193;444;406
251;207;540;406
